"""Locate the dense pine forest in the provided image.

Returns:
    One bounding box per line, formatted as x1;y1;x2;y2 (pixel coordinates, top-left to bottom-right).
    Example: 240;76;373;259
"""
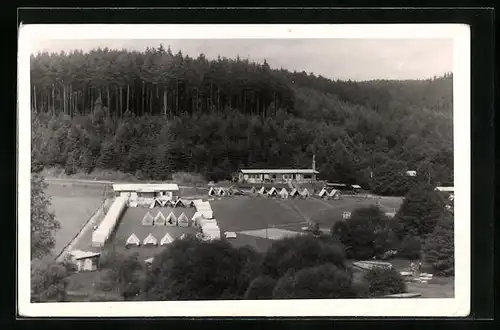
30;45;453;195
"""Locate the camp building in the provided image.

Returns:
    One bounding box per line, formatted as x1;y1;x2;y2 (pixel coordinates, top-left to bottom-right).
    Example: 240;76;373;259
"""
238;155;320;184
238;169;319;184
113;183;179;201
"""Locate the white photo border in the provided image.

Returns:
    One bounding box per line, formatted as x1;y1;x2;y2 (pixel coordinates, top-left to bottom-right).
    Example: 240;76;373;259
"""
18;23;470;317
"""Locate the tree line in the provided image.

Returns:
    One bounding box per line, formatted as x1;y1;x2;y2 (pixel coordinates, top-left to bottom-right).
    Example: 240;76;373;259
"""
31;45;453;196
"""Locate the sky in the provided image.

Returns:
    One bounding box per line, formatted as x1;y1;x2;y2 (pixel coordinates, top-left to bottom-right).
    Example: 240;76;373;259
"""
31;38;453;81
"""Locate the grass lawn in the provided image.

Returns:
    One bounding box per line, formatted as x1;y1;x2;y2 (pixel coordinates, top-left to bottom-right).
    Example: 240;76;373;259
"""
210;197;306;232
46;182;105;257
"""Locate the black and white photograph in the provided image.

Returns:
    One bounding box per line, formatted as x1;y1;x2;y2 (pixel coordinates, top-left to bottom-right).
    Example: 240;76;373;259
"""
18;24;470;317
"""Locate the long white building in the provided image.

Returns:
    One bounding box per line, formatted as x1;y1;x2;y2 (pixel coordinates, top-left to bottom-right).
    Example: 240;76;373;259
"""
113;183;179;200
92;196;128;247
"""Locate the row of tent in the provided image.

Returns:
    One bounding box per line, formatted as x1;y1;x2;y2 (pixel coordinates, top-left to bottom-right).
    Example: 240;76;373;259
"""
141;210;191;227
125;232;175;247
249;186;309;198
148;198;195;209
247;186;341;199
208;187;242;197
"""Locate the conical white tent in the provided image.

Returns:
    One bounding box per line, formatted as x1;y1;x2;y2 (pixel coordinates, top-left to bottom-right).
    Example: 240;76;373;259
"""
227;187;234;196
149;200;155;208
160;233;174;245
174;199;186;208
318;188;329;198
268;187;278;196
159;200;167;207
177;212;190;227
165;212;178;226
218;187;227;196
164;200;174;208
142;212;154;226
258;187;267;195
143;233;158;246
249;186;257;194
208;187;217;196
154;211;166;226
289;188;299;197
279;188;289;199
125;233;140;247
329;189;340;199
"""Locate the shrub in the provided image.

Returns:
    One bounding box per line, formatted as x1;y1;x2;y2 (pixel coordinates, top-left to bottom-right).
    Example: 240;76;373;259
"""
397;235;422;260
31;259;69;302
363;267;407;297
422;214;454;276
272;264;358;299
334;206;398;260
244;275;277;300
261;234;347;279
395;185;445;238
144;239;257;300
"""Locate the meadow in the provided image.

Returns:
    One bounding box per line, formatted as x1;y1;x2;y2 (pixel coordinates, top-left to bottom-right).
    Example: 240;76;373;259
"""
45;181;107;257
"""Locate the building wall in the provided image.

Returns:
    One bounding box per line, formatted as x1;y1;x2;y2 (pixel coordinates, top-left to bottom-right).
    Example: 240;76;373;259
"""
241;172;317;184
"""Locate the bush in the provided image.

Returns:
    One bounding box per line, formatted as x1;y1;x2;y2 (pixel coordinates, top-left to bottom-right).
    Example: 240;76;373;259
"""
334;206;398;260
363;267;407;297
244;275;277;300
397;235;422;260
261;234;347;279
31;259;69;302
144;238;257;300
395;185;445;238
272;264;359;299
422;214;454;276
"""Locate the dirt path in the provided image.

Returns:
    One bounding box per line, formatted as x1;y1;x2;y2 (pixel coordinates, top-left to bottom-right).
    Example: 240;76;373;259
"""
55;198;111;263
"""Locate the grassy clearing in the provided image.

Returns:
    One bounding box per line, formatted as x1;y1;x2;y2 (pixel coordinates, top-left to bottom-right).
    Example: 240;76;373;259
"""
46;182;105;256
210;197;306;232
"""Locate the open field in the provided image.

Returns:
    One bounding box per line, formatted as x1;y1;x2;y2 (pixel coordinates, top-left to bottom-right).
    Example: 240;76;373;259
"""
46;182;106;257
210;197;307;232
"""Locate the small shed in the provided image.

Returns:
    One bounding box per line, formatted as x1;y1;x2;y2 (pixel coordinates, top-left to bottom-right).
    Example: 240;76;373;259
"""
69;250;101;272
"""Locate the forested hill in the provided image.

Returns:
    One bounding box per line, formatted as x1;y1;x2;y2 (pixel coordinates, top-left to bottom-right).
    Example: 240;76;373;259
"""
30;45;453;196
